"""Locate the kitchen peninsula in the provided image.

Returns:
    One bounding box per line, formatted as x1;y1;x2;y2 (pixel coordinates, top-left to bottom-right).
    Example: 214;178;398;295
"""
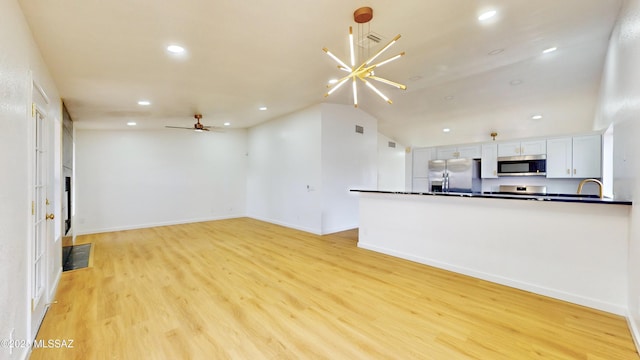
352;190;631;315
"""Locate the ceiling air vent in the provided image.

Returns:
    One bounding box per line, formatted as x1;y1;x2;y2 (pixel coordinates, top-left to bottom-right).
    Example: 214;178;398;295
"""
355;125;364;134
367;33;382;43
357;31;384;48
388;141;396;148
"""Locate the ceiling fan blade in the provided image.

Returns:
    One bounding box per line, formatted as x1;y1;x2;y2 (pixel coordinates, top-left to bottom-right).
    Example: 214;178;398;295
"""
165;115;224;132
202;125;225;132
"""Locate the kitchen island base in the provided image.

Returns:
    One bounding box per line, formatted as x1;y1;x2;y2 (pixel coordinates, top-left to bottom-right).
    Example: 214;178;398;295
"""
356;192;630;315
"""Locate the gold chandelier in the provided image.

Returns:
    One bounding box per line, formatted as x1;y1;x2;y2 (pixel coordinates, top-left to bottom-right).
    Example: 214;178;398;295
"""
323;7;406;107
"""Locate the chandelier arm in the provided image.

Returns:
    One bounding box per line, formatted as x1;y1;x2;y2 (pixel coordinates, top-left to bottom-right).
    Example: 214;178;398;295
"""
370;52;405;69
325;77;350;97
349;27;355;67
323;47;352;71
363;34;401;66
352;77;358;107
361;78;393;104
327;74;351;89
368;76;407;90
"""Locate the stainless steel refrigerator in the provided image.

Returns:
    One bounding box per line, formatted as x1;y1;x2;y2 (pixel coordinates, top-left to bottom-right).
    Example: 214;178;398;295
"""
428;158;481;193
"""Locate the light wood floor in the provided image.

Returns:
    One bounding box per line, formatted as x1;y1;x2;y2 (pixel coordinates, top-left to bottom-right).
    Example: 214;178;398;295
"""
32;218;638;359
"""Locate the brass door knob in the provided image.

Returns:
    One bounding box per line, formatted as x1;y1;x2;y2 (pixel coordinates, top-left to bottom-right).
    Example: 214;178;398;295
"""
46;213;55;220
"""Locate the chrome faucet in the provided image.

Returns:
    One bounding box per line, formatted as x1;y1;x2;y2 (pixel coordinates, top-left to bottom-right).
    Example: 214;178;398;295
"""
577;178;603;199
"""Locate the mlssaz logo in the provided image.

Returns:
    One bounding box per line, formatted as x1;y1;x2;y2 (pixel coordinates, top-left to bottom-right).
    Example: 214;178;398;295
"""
32;339;74;349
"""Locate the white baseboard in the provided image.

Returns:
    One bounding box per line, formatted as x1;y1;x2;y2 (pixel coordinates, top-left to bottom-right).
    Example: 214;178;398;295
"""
321;224;358;235
245;216;357;236
358;242;626;316
627;312;640;354
75;214;244;235
48;266;62;301
247;215;322;235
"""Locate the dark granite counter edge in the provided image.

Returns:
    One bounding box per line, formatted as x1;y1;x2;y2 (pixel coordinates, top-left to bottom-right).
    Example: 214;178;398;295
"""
350;189;632;206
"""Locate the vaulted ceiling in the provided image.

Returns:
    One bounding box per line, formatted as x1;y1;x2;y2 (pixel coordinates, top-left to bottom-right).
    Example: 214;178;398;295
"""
18;0;622;146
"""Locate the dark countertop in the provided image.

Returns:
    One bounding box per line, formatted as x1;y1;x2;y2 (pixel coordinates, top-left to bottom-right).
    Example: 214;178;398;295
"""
350;189;632;205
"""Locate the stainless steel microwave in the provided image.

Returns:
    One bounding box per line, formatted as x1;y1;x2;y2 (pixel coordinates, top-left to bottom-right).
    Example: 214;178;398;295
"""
497;155;546;176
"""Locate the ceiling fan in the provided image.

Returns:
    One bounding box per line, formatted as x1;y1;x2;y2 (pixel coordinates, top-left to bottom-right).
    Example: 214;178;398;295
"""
165;114;221;132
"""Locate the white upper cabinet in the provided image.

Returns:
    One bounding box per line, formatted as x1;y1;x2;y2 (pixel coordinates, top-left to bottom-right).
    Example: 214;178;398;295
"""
481;143;498;178
546;138;573;178
412;147;435;178
436;144;481;160
497;142;521;157
546;135;601;178
458;145;482;159
521;140;547;156
573;135;602;178
436;146;458;160
498;140;546;157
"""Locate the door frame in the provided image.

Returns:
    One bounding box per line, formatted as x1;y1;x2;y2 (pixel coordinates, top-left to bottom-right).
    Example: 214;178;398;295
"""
27;74;60;340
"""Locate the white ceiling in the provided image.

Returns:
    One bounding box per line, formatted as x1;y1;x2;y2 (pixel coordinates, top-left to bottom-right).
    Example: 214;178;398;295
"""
18;0;622;146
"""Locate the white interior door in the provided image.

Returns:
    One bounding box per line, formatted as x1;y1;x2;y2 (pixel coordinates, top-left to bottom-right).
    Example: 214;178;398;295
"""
31;106;52;338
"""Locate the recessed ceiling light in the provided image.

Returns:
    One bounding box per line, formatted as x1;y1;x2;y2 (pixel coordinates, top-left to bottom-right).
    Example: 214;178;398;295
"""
328;79;338;84
444;95;455;101
127;122;137;126
543;47;557;54
478;10;497;21
409;75;423;81
137;100;151;106
223;122;231;126
443;128;451;133
488;48;504;55
259;106;268;111
167;45;185;54
510;79;523;86
532;115;543;120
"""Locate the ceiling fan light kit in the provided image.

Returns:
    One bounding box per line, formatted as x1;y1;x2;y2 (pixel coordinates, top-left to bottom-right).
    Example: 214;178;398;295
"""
323;7;406;108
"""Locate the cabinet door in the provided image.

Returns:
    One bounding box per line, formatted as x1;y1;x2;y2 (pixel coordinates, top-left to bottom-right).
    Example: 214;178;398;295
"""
521;140;546;156
497;142;521;157
457;145;481;159
412;178;430;193
436;146;459;160
546;138;572;178
573;135;601;178
481;143;498;178
412;148;433;178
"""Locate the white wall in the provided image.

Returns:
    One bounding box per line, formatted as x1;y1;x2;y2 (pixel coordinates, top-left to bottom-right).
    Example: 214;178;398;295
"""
246;105;323;233
0;1;62;359
377;134;406;192
75;129;247;234
594;0;640;348
246;103;379;235
321;104;378;234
